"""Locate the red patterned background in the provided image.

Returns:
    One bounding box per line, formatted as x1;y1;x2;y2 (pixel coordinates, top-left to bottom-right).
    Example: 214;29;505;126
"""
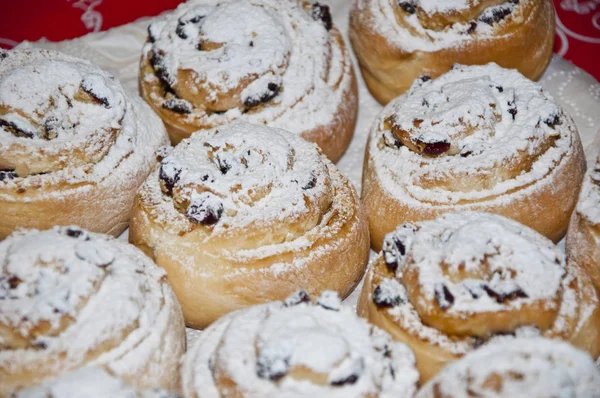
0;0;599;80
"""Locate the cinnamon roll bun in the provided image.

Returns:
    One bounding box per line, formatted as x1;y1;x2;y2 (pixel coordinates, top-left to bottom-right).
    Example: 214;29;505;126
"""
417;338;600;398
129;121;370;329
139;0;358;163
358;212;600;383
0;48;169;239
0;226;186;394
14;367;181;398
362;63;586;251
181;291;420;397
567;154;600;295
349;0;555;104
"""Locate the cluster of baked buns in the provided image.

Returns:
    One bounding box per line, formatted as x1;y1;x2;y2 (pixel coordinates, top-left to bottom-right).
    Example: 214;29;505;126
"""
1;0;599;396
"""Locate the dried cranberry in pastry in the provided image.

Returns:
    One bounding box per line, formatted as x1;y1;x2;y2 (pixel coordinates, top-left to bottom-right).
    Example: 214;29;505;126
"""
243;83;281;108
64;227;88;239
0;50;7;60
544;114;561;128
186;193;223;225
483;284;528;303
422;141;451;155
81;78;110;108
466;22;477;34
147;24;158;43
159;162;182;195
417;74;431;84
257;354;289;381
43;116;60;140
382;225;416;273
331;373;359;386
0;170;18;182
398;1;417;14
302;174;317;190
284;290;311;307
7;276;22;289
216;155;232;175
312;3;333;30
373;284;402;308
480;4;513;25
507;99;518;119
434;283;455;310
162;98;193;114
0;119;35;139
150;50;175;89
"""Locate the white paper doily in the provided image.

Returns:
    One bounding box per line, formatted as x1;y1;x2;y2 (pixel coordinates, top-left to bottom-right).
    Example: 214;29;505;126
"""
16;1;600;343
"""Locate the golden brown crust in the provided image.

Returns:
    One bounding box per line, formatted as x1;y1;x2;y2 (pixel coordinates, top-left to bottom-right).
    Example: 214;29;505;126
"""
567;214;600;292
363;134;586;251
349;0;555;104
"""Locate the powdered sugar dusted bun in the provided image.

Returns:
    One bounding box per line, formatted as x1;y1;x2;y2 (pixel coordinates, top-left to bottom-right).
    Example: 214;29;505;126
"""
362;63;586;251
140;0;357;163
0;227;186;394
349;0;555;104
357;212;600;383
181;291;419;397
14;367;181;398
567;154;600;295
0;48;169;239
417;338;600;398
130;121;369;328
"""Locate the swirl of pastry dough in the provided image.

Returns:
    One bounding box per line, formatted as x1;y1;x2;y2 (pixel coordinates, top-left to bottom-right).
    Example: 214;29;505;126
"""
358;212;600;383
140;0;357;162
130;121;369;328
0;48;169;239
362;63;586;251
181;291;420;397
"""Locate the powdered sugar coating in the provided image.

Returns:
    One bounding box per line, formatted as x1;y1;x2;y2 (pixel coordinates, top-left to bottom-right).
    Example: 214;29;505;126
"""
154;120;330;233
181;292;419;398
0;227;185;393
14;367;180;398
352;0;529;52
402;212;564;315
0;48;168;201
366;212;598;355
369;63;578;206
142;0;354;138
137;120;360;262
417;338;600;398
